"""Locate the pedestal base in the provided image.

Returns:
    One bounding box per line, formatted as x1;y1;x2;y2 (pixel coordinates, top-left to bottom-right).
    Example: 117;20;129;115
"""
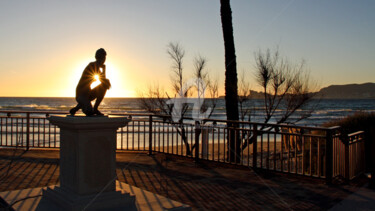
42;185;135;211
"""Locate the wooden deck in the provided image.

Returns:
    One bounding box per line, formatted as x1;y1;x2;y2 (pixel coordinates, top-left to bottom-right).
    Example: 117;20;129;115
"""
0;149;369;210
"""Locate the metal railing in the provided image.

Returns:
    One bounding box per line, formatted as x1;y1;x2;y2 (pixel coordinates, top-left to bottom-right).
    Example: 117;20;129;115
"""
0;110;365;182
333;130;366;180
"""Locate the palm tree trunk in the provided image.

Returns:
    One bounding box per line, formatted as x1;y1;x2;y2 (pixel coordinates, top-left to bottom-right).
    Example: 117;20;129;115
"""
220;0;240;163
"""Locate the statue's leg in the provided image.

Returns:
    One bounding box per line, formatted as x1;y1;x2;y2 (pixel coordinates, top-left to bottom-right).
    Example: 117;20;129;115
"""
69;103;81;116
77;95;94;116
90;84;108;115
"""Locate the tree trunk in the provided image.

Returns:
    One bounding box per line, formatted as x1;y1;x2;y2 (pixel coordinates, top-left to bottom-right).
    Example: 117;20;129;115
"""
220;0;240;163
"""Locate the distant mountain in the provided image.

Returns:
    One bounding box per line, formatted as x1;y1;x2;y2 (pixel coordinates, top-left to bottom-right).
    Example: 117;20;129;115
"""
218;82;375;99
316;82;375;99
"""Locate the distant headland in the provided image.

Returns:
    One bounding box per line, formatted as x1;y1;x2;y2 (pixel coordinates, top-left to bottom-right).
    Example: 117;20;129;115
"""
315;82;375;99
219;82;375;99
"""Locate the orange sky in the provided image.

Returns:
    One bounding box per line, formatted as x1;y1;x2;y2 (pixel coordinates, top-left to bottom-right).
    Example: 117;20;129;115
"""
0;1;374;97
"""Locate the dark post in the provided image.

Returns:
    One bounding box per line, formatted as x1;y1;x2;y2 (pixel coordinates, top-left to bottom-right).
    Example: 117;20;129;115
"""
325;127;336;184
148;115;152;155
252;124;258;168
344;136;350;181
194;121;201;163
26;112;30;150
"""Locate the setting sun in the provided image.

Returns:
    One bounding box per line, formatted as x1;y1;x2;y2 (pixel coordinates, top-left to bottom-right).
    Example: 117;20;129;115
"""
90;74;101;89
68;58;136;98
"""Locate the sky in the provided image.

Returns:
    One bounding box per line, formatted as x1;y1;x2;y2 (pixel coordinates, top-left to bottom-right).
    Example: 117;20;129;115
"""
0;0;374;97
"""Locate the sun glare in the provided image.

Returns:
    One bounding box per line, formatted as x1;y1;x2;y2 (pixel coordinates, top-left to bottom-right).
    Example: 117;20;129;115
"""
90;74;101;89
70;58;136;97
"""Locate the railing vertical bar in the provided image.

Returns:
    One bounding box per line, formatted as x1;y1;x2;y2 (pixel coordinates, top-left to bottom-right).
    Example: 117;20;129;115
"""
32;118;35;147
194;122;200;162
10;116;13;146
287;132;291;173
229;128;232;163
252;124;257;168
54;125;57;148
132;121;135;150
181;125;184;156
274;133;276;170
267;133;270;170
218;127;221;162
345;136;350;181
148;115;152;155
318;137;321;177
309;136;312;176
295;133;297;174
48;118;51;147
176;123;179;155
161;121;164;153
0;117;2;146
224;128;226;162
157;121;160;153
120;127;124;150
21;118;25;147
16;117;19;146
247;129;250;166
126;123;129;150
325;128;334;184
238;128;243;165
43;118;46;147
137;121;140;151
213;127;215;161
302;134;305;176
281;130;284;172
144;120;146;150
171;124;175;155
260;133;263;168
6;114;9;146
167;123;170;154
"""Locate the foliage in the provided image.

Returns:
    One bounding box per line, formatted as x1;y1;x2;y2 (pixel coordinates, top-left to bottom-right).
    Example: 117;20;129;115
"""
323;112;375;135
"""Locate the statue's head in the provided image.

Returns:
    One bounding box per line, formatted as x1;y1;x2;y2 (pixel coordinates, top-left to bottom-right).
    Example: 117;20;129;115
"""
95;48;107;65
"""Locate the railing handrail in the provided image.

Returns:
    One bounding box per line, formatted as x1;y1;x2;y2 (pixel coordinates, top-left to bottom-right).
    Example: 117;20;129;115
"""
348;130;364;137
0;110;336;132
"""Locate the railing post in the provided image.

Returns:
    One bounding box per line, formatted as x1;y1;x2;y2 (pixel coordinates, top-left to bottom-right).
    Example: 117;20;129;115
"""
252;123;258;169
26;112;30;150
194;121;200;163
325;127;335;184
148;115;152;155
345;136;350;181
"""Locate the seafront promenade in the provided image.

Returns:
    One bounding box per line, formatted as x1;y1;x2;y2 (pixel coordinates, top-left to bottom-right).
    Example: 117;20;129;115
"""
0;148;371;210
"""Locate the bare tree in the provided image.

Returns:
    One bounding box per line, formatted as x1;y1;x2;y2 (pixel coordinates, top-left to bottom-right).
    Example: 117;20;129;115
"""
254;48;316;125
139;42;218;155
168;43;186;96
241;48;318;150
238;70;252;122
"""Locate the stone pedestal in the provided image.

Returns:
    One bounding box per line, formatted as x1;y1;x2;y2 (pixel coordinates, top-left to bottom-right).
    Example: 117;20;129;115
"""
44;115;135;210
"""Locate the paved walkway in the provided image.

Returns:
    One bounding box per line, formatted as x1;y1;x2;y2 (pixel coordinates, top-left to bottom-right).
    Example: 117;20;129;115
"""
329;183;375;211
0;149;371;210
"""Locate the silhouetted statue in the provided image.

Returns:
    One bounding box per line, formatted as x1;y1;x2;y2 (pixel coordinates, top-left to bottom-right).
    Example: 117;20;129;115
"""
70;48;111;116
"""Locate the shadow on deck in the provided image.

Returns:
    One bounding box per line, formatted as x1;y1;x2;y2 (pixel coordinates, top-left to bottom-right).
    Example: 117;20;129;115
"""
0;149;368;210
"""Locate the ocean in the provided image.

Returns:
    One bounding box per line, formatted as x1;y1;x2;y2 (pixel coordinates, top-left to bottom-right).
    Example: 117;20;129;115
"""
0;97;374;126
